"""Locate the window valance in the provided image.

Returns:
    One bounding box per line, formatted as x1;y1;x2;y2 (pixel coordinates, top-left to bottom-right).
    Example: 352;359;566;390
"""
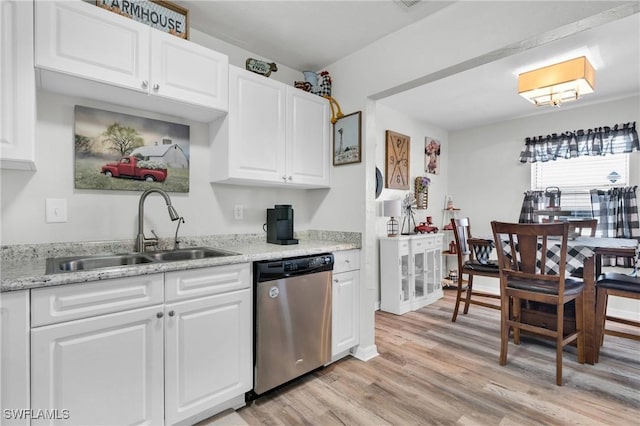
519;121;638;163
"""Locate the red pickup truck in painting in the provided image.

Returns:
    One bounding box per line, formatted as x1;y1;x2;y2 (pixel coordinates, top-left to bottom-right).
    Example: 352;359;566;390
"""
101;156;167;182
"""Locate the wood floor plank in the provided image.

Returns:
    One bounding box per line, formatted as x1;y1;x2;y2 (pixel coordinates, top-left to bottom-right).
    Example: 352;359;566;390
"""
237;291;640;425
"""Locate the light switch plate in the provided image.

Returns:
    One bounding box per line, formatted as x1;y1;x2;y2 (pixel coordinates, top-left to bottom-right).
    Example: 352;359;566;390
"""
46;198;67;223
233;205;243;220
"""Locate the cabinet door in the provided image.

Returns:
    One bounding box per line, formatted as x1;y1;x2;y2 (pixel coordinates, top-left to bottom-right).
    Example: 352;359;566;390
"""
150;30;228;110
31;305;164;426
35;1;149;93
0;290;29;426
228;67;286;183
332;271;359;358
286;88;330;187
0;0;35;170
165;289;251;425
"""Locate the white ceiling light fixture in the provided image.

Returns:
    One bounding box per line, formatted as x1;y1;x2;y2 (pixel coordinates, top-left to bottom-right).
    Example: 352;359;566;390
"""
518;56;595;107
397;0;422;8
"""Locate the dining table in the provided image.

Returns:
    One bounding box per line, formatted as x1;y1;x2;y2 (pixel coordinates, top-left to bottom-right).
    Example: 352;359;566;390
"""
572;236;637;364
482;234;638;364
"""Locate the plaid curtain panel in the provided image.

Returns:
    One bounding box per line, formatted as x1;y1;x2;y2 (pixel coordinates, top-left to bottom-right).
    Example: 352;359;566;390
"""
591;186;640;267
519;121;638;163
518;190;545;223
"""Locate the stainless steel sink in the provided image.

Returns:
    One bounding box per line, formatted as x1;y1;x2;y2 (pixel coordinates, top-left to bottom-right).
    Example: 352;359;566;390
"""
46;253;156;274
45;247;240;274
146;247;239;262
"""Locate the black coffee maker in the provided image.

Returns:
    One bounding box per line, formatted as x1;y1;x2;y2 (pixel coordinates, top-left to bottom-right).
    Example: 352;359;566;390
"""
266;205;299;245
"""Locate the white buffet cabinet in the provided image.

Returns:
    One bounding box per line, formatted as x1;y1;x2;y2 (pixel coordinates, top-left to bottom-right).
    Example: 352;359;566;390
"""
210;66;331;189
24;264;251;426
380;234;444;315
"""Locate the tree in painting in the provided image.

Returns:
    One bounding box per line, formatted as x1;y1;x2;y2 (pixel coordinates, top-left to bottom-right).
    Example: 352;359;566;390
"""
102;122;144;156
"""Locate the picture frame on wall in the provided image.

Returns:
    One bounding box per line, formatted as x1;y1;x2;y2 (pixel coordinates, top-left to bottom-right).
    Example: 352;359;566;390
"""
425;136;441;174
385;130;410;190
74;105;190;193
333;111;362;166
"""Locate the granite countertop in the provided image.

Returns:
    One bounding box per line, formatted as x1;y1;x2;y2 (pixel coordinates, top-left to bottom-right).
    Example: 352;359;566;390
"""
1;231;360;292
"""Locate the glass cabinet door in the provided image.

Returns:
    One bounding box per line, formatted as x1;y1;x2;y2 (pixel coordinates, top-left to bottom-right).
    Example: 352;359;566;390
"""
400;252;410;302
414;251;425;299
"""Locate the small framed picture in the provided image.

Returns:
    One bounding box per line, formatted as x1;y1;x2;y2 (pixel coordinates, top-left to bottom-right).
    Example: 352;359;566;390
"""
333;111;362;166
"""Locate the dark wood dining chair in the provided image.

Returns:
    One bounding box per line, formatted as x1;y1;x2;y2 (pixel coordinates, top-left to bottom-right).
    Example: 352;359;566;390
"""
568;218;597;237
450;217;500;322
491;221;585;386
594;273;640;362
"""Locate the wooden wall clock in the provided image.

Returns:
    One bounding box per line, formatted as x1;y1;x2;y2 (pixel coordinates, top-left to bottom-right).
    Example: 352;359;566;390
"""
385;130;410;189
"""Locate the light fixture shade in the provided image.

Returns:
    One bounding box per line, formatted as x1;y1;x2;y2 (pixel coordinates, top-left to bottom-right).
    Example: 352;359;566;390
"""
383;199;401;217
518;56;595;107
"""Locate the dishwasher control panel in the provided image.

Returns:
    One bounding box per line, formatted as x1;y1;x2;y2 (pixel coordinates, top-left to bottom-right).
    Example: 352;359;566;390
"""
255;253;334;281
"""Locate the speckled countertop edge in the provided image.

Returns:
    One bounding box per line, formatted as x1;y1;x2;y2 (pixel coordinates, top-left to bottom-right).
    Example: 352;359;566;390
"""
0;230;361;292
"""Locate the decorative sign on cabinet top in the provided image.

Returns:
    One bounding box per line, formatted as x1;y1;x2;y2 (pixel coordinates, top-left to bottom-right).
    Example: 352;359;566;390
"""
97;0;189;39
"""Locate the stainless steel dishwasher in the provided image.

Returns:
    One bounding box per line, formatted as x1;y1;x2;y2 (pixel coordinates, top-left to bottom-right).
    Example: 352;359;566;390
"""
251;253;334;397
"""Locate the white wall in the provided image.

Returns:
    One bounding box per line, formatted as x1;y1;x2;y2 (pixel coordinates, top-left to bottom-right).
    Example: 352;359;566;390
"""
447;95;640;316
449;95;640;239
373;103;449;302
0;28;324;246
322;1;628;357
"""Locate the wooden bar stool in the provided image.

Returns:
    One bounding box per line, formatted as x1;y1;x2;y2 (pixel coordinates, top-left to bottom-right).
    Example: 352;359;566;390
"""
594;273;640;362
450;217;500;322
491;221;585;386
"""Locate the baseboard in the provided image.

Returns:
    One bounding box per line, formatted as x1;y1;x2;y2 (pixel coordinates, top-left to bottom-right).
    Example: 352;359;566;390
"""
352;344;379;361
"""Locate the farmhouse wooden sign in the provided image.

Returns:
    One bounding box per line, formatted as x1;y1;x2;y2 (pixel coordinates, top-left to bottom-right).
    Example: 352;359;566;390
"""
385;130;410;190
97;0;189;39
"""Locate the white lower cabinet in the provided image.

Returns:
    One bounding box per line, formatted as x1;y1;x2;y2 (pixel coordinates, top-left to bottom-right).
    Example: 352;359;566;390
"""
164;266;251;426
331;250;360;361
29;264;251;426
0;290;30;426
380;234;444;315
31;305;165;426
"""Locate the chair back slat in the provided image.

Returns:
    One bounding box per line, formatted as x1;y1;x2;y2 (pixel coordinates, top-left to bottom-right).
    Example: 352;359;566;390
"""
491;221;570;296
452;217;472;256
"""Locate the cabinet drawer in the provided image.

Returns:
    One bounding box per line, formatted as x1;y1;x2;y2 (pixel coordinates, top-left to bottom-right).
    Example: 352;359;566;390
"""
333;250;360;273
165;263;251;302
31;274;164;327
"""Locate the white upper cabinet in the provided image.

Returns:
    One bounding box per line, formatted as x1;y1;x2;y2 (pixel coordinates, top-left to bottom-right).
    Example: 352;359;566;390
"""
0;0;36;170
211;66;330;189
287;89;331;186
34;1;228;122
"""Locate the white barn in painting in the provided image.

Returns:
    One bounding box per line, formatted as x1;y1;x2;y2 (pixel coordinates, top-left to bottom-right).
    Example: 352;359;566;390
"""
131;143;189;168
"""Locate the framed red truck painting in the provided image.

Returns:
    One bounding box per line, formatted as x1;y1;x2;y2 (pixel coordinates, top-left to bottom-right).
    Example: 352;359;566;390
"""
74;105;190;192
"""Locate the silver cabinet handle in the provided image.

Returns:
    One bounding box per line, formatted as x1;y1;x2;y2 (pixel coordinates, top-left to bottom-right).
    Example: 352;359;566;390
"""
142;80;149;89
153;83;160;91
168;310;175;317
156;312;164;318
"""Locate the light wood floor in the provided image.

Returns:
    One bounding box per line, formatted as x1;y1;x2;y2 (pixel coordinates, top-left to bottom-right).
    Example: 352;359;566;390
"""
236;290;639;426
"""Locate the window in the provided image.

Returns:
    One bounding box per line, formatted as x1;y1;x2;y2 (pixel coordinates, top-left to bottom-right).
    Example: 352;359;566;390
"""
531;154;629;214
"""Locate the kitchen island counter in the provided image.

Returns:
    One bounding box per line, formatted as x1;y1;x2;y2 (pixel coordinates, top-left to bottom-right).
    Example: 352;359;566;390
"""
1;231;360;292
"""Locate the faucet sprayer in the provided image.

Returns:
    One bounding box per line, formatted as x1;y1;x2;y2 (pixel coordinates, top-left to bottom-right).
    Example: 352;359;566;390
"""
136;188;181;252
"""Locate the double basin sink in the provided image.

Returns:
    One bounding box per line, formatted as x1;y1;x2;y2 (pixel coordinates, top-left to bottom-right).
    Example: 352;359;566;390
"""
46;247;240;274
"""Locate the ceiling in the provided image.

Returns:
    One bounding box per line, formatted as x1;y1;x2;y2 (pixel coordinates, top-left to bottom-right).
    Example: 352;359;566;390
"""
175;1;640;132
175;0;456;71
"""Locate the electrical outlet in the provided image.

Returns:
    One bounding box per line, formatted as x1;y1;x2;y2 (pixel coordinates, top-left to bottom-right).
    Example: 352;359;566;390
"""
46;198;67;223
233;205;243;220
